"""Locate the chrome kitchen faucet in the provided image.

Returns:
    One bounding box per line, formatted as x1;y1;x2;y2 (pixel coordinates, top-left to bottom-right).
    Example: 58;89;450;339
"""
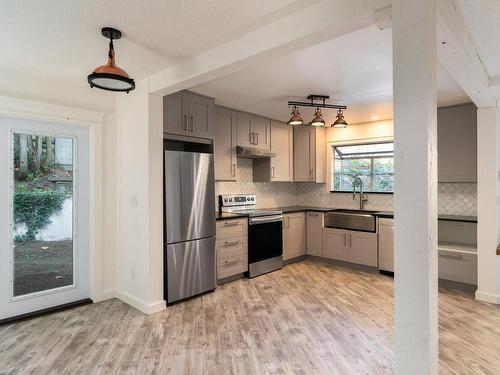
352;176;368;211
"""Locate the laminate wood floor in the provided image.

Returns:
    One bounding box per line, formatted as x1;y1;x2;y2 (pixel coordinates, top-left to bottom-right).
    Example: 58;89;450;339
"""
1;258;499;374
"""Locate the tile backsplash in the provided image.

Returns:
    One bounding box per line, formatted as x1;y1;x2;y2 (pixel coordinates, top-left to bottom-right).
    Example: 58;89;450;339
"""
215;159;296;208
215;159;477;216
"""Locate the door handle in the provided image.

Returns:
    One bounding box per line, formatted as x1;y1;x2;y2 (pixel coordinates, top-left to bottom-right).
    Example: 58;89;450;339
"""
250;132;255;144
224;240;241;247
287;217;290;228
271;166;275;179
190;115;194;132
224;221;240;227
344;233;347;247
349;234;352;247
224;258;240;265
232;163;236;177
439;252;464;260
255;133;259;145
184;114;188;131
309;213;319;217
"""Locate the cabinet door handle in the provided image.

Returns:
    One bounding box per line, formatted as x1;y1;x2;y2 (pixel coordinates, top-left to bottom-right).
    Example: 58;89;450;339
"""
249;132;254;144
255;133;259;145
344;233;347;247
184;114;188;131
349;234;352;247
224;258;240;265
287;217;290;229
190;115;194;132
309;213;319;217
232;163;236;177
224;221;240;227
224;240;241;247
439;252;464;260
310;168;314;179
271;166;275;179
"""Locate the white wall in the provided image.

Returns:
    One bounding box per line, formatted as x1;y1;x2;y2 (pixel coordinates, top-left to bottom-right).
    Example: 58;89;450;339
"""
114;79;165;314
99;114;118;298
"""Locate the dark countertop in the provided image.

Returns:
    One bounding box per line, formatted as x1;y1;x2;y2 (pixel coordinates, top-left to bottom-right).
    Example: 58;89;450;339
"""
216;208;478;223
373;211;477;223
215;212;248;221
269;206;337;213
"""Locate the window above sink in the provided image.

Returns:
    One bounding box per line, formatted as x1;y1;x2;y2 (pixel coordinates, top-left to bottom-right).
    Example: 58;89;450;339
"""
331;142;394;193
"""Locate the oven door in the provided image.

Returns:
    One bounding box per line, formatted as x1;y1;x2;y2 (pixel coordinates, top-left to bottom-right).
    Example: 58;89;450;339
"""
248;215;283;263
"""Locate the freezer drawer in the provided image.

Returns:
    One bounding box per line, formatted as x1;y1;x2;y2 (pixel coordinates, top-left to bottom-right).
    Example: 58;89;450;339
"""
166;237;216;304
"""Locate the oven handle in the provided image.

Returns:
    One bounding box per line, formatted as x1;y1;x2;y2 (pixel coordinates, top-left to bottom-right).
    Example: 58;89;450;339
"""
249;215;283;225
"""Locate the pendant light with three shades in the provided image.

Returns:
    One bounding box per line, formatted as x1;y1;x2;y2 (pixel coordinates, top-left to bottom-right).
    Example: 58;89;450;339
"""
287;95;348;128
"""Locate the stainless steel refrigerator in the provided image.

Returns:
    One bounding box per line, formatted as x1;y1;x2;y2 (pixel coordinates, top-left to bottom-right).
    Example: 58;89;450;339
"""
164;147;216;304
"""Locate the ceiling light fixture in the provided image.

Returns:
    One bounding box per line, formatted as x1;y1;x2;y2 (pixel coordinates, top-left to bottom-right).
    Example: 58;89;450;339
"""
287;95;347;128
287;105;304;125
310;107;325;127
333;109;348;128
87;27;135;93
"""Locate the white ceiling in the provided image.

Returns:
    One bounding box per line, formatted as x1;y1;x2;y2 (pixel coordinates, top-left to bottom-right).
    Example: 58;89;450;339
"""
456;0;500;77
0;0;301;112
193;25;471;124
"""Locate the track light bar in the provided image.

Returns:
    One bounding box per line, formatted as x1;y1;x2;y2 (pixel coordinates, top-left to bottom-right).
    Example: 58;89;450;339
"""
287;95;346;110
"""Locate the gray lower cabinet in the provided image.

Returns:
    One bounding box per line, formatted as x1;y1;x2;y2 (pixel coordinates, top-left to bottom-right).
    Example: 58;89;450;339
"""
216;218;248;281
283;212;306;260
323;228;377;267
306;212;323;257
214;106;237;181
378;218;394;272
164;90;214;139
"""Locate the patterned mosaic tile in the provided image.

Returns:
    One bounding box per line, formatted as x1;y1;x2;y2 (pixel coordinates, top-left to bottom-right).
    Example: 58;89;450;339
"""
215;159;477;216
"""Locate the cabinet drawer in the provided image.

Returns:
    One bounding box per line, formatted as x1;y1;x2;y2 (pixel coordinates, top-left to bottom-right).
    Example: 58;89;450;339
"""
217;251;248;279
438;250;477;285
216;218;247;239
216;237;246;260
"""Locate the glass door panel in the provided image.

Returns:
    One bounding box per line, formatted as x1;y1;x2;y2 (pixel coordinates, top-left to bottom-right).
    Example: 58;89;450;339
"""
12;134;74;297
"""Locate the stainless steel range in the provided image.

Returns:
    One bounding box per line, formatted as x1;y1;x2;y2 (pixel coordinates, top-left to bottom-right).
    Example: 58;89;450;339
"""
219;194;283;278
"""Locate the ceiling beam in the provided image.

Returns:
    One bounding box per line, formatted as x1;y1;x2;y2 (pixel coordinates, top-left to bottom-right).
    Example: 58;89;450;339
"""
148;0;391;96
437;0;495;108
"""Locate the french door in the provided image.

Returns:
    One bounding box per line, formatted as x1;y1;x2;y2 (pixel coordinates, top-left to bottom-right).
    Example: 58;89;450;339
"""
0;116;90;321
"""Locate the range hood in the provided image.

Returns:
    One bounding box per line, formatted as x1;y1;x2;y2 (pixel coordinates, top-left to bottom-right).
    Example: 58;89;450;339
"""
237;146;276;159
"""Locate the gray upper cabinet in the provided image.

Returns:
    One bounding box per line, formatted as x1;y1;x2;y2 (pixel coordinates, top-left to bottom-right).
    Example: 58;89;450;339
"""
438;103;477;182
253;116;271;150
236;111;271;150
293;126;326;183
214;106;237;181
164;91;190;136
293;126;315;181
164;91;214;139
236;111;254;147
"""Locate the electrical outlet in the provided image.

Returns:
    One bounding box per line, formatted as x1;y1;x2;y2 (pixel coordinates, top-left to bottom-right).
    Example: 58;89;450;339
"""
457;225;464;234
130;194;138;206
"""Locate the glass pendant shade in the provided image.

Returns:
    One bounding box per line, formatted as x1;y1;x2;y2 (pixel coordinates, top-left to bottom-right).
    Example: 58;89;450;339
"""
310;107;325;127
333;109;348;128
87;28;135;93
287;106;303;125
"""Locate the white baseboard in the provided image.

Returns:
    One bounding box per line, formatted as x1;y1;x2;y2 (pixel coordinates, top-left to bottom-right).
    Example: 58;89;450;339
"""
475;290;500;304
114;290;166;314
92;289;117;303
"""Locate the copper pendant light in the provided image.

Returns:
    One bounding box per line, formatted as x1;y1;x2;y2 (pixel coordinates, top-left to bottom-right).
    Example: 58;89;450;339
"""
310;107;325;127
87;27;135;93
332;109;348;128
287;105;303;125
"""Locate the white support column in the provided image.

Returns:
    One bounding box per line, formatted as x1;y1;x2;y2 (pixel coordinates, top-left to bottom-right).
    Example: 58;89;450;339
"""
476;105;500;304
393;0;438;374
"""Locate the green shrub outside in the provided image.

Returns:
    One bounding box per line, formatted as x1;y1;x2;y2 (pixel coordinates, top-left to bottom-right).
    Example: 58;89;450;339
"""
14;187;65;241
